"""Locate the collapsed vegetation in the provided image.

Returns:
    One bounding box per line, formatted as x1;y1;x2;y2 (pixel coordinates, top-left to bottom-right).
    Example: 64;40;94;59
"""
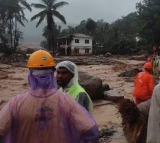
117;99;147;143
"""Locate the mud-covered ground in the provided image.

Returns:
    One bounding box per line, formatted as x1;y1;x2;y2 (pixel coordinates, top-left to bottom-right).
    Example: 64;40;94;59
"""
0;55;146;143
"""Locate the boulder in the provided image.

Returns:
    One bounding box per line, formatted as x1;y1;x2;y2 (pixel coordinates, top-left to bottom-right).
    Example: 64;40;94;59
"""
119;68;142;77
26;48;35;54
78;71;104;99
104;89;124;102
138;99;150;119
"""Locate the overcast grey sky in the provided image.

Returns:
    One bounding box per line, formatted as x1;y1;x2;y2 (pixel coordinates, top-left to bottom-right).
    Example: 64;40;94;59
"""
25;0;142;24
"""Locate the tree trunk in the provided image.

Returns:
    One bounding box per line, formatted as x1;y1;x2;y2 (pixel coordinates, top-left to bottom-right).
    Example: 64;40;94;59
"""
47;13;55;54
14;18;17;50
10;18;13;48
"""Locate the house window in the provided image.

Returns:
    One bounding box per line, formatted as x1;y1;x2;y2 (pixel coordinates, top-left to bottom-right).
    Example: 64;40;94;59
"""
75;49;79;53
85;40;89;44
75;39;79;43
85;49;89;53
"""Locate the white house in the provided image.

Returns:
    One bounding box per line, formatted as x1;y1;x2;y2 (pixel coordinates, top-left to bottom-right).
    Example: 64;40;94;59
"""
57;33;92;56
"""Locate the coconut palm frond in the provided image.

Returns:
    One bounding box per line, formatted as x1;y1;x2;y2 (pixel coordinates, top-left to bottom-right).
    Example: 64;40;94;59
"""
52;10;66;24
15;16;25;27
20;0;32;11
21;15;28;22
40;0;48;5
36;14;45;27
31;10;46;21
52;1;68;9
31;3;46;9
41;0;55;6
15;5;25;17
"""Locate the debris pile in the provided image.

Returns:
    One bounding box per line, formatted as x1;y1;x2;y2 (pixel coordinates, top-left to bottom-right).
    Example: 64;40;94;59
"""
117;99;147;143
129;54;147;61
99;126;116;143
104;89;124;103
119;68;141;78
0;53;26;66
56;55;126;66
118;68;142;82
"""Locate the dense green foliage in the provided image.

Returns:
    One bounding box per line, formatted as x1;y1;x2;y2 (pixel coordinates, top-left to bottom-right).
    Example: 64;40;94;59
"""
0;0;31;54
136;0;160;51
60;14;139;55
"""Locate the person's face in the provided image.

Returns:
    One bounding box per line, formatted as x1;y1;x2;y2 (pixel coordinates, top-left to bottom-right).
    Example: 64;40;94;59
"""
56;67;74;88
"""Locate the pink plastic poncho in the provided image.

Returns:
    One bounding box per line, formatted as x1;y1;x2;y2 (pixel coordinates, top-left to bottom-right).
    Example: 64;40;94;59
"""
0;70;99;143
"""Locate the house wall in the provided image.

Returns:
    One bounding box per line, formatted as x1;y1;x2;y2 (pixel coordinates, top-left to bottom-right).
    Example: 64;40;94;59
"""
71;37;92;47
71;37;92;55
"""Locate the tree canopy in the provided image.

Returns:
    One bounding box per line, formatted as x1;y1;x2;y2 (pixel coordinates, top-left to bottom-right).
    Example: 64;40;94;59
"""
0;0;31;54
136;0;160;46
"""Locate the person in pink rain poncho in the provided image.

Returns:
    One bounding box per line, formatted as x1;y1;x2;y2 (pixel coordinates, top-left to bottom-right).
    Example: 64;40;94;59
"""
0;50;99;143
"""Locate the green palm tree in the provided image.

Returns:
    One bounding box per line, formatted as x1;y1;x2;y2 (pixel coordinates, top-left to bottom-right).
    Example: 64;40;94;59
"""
31;0;68;52
0;0;31;49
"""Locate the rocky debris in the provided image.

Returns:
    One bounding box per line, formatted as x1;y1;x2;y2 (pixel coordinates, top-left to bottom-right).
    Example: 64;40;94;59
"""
104;89;124;103
99;126;116;143
25;48;35;54
112;63;128;72
0;46;39;65
93;100;112;107
129;54;147;61
56;55;126;66
102;83;110;91
17;43;42;52
0;74;9;79
0;54;128;68
0;53;26;66
118;68;142;82
79;70;124;102
104;52;112;57
119;68;142;77
138;99;150;119
79;71;104;99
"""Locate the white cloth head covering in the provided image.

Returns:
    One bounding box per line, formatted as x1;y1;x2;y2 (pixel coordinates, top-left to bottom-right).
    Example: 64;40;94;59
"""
56;61;79;90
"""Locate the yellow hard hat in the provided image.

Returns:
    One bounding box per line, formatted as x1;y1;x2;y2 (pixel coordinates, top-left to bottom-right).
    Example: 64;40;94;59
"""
26;50;56;68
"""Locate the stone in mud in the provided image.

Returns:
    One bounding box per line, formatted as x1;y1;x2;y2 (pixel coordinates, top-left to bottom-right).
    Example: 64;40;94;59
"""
104;89;124;103
119;68;141;77
78;71;105;99
102;83;110;91
138;99;150;119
